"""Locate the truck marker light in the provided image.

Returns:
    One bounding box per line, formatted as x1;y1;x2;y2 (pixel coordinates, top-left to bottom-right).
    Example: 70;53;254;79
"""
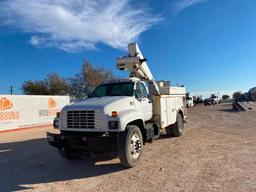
112;111;118;117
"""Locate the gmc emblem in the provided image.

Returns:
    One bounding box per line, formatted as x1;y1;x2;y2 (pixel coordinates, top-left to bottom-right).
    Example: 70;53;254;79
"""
73;117;86;122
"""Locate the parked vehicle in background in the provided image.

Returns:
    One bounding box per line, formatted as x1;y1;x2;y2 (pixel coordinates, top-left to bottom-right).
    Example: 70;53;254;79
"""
211;94;219;104
249;87;256;101
193;96;204;104
186;92;194;107
204;98;214;106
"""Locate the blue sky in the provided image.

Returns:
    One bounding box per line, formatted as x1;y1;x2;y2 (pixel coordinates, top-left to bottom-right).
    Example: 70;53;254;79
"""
0;0;256;95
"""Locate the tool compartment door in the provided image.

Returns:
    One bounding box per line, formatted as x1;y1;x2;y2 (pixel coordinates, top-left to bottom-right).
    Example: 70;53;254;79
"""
166;97;177;125
159;96;178;128
160;97;168;128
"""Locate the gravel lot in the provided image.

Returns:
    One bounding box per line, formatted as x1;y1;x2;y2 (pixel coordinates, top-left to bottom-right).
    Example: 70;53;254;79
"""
1;103;256;192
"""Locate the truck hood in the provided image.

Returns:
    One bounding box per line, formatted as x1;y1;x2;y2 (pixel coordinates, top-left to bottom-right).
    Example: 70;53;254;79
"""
63;96;135;114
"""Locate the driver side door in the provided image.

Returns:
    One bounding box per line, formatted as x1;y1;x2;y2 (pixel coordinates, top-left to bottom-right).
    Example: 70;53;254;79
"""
134;82;153;121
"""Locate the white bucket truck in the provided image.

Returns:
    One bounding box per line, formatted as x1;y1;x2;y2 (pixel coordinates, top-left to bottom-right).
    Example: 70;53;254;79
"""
47;43;187;167
186;92;194;107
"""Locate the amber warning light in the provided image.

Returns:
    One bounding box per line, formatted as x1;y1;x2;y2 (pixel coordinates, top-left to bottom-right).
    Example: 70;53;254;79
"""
112;111;118;117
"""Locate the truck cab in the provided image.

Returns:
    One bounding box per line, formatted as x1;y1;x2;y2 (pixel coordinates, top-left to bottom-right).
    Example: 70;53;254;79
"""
57;78;153;133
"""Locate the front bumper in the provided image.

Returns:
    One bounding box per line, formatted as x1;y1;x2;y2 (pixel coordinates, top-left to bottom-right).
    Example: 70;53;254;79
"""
46;132;118;153
47;132;64;148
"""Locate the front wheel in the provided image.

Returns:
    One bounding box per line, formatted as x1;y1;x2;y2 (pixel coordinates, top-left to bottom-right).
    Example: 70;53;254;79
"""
118;125;143;168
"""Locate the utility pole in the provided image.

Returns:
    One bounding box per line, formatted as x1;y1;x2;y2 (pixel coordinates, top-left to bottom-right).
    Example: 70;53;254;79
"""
9;85;13;95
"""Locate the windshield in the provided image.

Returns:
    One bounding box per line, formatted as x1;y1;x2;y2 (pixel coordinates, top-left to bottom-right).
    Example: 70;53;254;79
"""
88;82;134;98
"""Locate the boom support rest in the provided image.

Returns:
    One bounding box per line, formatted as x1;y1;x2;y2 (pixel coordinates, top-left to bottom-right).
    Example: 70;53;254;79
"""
116;43;160;95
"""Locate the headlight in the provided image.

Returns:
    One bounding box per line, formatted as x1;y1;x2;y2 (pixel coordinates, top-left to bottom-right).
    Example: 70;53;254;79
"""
108;121;119;130
53;119;59;129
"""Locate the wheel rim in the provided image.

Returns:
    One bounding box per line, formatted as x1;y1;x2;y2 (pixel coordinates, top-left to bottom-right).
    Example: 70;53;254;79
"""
130;133;142;159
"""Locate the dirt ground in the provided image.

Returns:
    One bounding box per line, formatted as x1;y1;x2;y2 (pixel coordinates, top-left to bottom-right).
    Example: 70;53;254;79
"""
1;103;256;192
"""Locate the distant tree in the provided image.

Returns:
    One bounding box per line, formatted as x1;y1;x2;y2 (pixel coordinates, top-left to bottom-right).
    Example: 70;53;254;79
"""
22;61;114;97
68;60;115;99
22;80;49;95
22;73;69;95
46;73;69;95
68;73;85;99
232;91;242;99
222;95;230;100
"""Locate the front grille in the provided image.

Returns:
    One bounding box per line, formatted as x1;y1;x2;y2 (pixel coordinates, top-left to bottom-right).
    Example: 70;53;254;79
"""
67;110;95;129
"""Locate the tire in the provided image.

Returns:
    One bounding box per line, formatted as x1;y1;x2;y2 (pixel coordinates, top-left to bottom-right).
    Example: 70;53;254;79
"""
58;147;80;160
118;125;143;168
172;113;184;137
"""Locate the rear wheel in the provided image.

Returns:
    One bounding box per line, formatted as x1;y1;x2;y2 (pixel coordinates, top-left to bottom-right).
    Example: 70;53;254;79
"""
172;113;184;137
166;113;184;137
118;125;143;168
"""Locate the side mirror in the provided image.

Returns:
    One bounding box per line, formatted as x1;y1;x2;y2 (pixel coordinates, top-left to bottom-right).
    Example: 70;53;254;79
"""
135;88;143;101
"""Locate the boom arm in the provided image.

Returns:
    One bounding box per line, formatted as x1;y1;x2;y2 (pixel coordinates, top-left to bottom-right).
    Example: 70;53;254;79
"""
116;43;160;95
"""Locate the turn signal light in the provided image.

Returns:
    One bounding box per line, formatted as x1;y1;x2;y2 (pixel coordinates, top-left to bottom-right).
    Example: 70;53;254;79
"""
112;111;118;117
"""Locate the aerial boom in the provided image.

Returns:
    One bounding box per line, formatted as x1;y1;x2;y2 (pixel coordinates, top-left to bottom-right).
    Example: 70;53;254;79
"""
116;43;160;95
